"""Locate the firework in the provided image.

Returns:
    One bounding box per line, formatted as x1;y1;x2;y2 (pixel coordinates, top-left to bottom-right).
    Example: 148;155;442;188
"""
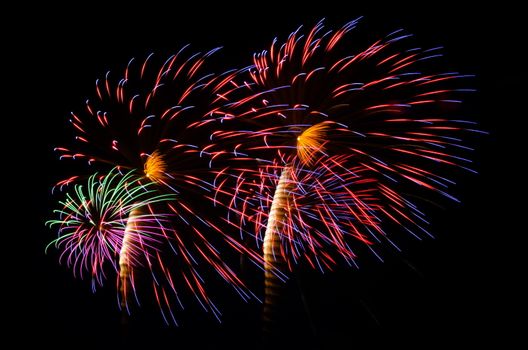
207;18;482;326
51;48;263;323
46;168;175;305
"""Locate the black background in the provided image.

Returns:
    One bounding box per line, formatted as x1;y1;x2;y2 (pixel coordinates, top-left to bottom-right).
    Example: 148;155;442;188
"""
17;2;522;348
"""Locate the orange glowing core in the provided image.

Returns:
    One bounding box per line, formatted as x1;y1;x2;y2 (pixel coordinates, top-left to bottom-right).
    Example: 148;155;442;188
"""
144;151;167;183
296;123;329;165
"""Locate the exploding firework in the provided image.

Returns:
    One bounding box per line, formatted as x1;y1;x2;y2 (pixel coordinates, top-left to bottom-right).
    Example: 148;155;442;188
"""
51;47;263;323
206;18;482;326
46;168;175;305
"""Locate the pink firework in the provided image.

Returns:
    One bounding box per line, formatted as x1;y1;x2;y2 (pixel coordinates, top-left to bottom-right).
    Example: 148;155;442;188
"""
47;168;175;297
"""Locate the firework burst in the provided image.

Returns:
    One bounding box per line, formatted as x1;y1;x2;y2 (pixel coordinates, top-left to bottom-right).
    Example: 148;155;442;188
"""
50;47;264;324
46;168;175;300
209;18;482;272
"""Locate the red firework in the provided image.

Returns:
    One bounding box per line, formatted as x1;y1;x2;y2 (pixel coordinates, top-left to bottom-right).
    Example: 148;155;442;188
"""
51;47;265;324
206;18;483;271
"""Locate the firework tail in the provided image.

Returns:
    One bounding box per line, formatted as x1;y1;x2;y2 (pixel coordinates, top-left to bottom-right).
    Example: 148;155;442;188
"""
118;206;143;323
262;166;294;335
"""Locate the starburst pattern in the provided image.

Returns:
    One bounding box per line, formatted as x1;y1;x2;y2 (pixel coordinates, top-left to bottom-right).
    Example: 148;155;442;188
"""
208;18;482;269
49;48;264;323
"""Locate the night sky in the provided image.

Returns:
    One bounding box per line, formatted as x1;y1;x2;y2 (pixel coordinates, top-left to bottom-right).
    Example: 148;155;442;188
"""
21;3;522;348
